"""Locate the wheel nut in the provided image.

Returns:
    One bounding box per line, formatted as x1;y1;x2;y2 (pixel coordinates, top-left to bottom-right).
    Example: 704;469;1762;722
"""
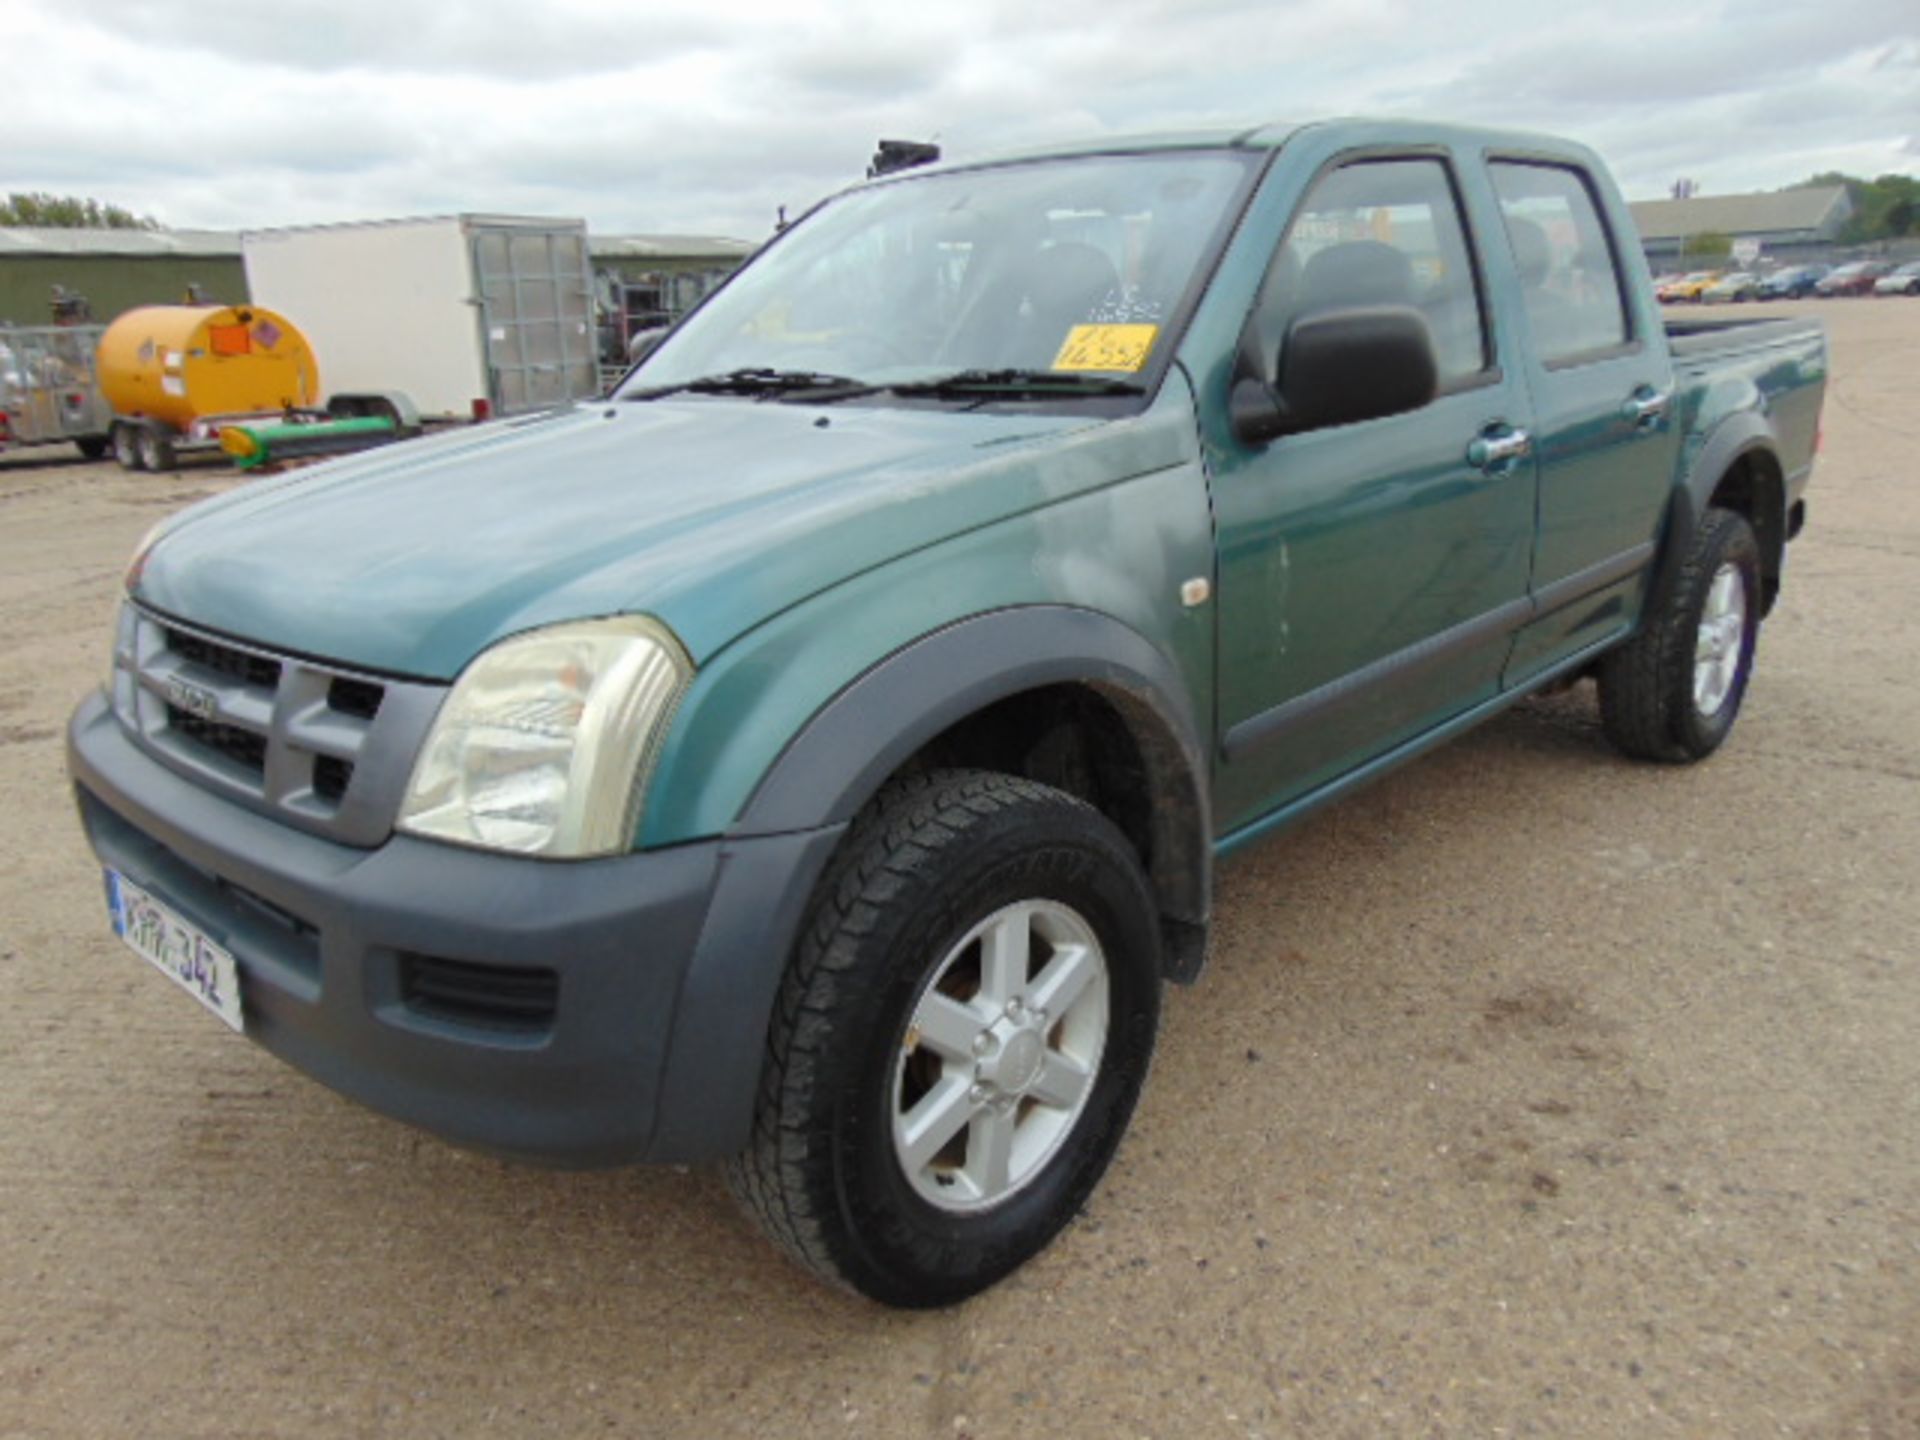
969;1084;990;1105
972;1033;994;1057
1006;998;1023;1018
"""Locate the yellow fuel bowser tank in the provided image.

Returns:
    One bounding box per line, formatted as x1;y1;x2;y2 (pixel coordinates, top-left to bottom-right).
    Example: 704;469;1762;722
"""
98;304;320;435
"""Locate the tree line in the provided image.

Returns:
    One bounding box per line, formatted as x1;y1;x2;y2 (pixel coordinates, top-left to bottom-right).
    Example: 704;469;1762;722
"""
1794;173;1920;242
0;194;157;229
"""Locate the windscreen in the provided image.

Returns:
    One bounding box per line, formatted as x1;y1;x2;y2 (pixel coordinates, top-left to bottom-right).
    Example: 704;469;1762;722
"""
621;153;1253;392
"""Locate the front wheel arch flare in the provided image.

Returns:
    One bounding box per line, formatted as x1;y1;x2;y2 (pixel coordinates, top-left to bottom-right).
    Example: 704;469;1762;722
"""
732;607;1213;951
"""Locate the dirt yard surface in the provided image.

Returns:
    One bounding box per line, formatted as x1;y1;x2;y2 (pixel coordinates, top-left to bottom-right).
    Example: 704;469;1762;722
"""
2;300;1916;1439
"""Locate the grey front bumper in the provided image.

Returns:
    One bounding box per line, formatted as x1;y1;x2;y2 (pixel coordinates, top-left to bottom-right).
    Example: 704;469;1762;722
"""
67;690;845;1166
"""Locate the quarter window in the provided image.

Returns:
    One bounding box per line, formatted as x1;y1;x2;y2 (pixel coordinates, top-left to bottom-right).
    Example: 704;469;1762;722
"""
1489;162;1631;364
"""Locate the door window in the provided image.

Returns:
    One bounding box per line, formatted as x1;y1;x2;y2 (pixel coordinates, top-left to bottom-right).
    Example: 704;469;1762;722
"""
1250;157;1490;390
1488;162;1631;365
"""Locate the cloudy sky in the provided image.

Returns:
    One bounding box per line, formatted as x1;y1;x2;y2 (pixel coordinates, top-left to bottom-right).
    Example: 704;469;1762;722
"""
10;0;1916;241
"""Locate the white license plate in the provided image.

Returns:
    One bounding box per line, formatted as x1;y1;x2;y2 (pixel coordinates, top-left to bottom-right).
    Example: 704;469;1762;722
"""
105;869;244;1032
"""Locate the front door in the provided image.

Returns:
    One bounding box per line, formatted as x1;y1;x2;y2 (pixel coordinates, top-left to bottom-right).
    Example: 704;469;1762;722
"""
1209;153;1538;836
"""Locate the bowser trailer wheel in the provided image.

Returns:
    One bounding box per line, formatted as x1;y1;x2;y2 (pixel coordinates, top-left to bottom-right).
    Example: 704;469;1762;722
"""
135;426;176;473
111;422;145;471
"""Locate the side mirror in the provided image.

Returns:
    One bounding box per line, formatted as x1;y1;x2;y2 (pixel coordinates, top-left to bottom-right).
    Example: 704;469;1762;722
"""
1231;305;1440;445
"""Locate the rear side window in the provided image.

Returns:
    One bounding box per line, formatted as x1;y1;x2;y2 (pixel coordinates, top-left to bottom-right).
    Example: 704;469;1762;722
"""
1251;157;1490;389
1488;162;1631;365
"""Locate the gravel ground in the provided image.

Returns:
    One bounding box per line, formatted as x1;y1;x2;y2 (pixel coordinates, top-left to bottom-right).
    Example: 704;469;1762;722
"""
2;299;1915;1439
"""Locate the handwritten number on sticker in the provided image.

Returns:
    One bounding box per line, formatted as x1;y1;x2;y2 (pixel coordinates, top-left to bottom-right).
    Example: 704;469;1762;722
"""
1051;324;1159;374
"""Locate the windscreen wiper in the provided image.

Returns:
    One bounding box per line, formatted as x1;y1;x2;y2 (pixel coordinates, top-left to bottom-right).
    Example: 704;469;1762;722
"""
626;368;876;401
886;368;1147;400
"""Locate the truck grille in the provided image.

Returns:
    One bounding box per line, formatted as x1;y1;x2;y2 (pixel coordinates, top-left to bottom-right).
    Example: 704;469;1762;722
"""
167;627;283;689
110;604;445;847
166;704;270;774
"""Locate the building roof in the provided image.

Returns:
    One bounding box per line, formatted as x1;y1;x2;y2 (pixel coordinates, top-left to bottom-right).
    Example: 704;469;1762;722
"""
0;227;241;258
589;234;757;261
1;226;758;263
1627;186;1851;242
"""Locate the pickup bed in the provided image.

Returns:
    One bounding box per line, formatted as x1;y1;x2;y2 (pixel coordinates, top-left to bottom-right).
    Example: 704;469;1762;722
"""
68;118;1825;1307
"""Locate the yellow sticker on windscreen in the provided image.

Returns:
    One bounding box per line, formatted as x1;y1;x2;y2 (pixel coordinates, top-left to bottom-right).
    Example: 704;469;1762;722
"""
1052;324;1159;374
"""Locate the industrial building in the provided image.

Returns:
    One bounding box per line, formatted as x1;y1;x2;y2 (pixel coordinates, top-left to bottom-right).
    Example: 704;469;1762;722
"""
0;228;246;325
1;225;754;330
591;233;757;313
1628;185;1853;264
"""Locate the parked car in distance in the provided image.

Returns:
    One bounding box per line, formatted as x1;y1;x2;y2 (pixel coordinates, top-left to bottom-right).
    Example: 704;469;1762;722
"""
1658;271;1721;302
1756;264;1829;300
1816;261;1892;296
1701;272;1761;304
1871;260;1920;296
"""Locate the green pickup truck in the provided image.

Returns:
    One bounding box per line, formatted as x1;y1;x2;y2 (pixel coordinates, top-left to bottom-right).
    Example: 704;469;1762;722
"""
68;119;1826;1307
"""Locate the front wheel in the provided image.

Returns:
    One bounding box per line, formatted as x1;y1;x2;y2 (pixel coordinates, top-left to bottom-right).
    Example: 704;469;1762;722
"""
725;769;1161;1307
1598;507;1761;762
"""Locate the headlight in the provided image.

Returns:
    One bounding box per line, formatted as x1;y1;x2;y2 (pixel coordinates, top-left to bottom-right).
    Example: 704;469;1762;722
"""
397;616;692;858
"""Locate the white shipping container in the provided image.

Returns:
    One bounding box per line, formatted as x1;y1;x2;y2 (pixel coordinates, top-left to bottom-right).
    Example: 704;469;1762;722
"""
241;215;599;421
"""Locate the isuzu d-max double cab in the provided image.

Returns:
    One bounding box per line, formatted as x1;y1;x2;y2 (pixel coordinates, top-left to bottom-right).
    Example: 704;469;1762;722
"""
69;120;1826;1307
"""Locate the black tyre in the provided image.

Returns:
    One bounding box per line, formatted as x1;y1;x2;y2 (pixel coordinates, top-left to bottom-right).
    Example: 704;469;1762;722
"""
136;427;177;473
74;435;110;461
111;422;145;471
1598;507;1761;762
726;768;1161;1307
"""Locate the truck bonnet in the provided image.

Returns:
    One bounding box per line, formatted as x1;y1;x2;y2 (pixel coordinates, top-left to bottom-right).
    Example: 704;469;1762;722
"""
128;398;1133;679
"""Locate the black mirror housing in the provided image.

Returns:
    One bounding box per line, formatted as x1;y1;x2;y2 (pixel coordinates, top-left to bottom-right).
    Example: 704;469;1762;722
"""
1229;376;1290;446
1241;305;1439;442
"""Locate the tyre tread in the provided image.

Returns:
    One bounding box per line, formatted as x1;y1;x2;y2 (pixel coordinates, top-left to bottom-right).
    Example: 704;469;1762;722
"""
723;768;1103;1294
1598;506;1757;763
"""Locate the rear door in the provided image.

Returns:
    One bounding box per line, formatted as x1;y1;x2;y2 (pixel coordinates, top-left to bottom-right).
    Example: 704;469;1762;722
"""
1480;158;1679;682
1209;148;1539;835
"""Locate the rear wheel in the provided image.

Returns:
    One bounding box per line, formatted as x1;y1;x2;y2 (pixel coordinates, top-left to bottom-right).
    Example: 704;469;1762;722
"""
111;422;144;471
135;426;176;473
1598;507;1761;762
725;769;1161;1307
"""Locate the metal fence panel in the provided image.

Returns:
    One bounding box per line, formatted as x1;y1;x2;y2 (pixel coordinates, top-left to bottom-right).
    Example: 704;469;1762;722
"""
470;226;600;414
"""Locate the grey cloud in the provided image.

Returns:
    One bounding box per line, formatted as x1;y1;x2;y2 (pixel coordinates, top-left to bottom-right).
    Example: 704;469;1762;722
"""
11;110;412;184
776;33;961;100
8;0;1914;238
1431;1;1915;114
70;0;729;80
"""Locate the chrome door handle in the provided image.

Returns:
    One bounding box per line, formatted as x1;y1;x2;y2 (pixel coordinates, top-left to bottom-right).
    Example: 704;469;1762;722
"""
1622;388;1671;427
1466;427;1532;471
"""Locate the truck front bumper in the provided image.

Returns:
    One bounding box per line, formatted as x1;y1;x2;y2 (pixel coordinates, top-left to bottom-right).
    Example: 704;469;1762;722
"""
67;690;845;1166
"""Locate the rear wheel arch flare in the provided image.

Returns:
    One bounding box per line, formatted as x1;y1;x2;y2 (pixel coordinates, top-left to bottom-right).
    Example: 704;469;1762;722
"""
1658;415;1784;619
1707;450;1786;613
